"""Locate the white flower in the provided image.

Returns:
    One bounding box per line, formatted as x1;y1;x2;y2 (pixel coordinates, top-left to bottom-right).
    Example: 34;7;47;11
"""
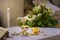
24;15;29;20
31;15;37;20
38;14;42;16
24;15;37;21
33;5;41;11
37;5;41;9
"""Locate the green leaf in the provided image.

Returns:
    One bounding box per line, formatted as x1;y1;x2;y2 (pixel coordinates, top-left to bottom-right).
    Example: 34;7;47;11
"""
37;21;42;26
18;20;23;26
26;21;35;27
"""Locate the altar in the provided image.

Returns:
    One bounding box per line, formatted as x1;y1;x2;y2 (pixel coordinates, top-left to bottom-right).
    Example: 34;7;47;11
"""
5;26;60;40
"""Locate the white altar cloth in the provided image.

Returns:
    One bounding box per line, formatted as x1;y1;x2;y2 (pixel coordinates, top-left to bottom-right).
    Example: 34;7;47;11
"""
6;26;60;40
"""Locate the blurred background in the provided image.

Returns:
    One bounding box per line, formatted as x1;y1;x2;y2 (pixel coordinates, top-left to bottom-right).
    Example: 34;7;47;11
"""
0;0;60;27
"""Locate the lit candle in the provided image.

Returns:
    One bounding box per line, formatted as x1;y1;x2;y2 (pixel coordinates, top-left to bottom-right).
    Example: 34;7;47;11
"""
7;8;10;27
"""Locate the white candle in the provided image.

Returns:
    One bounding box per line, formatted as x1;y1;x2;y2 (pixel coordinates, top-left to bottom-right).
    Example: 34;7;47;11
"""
7;8;10;27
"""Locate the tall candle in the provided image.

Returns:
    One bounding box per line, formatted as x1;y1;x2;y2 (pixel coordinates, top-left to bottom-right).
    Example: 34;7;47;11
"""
7;8;10;27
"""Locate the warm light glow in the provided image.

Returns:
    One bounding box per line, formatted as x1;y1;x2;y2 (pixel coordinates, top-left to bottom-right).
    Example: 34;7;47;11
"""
7;8;9;10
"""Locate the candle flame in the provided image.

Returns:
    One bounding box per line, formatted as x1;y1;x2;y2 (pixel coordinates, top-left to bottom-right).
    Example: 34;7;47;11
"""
7;8;9;10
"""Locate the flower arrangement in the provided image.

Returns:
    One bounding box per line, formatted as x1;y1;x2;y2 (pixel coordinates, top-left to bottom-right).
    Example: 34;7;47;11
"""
18;3;58;28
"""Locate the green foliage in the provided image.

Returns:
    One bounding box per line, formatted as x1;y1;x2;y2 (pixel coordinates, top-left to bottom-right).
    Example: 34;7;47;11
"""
18;19;23;26
18;4;58;28
26;20;35;27
26;4;58;27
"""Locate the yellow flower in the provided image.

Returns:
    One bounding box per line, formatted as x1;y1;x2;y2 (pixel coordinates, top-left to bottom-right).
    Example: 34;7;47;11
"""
32;27;40;34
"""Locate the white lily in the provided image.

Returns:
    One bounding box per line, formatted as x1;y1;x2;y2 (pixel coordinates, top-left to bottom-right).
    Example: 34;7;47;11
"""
24;14;37;21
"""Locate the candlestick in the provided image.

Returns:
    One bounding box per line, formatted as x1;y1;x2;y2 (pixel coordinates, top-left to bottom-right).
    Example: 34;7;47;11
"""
7;8;10;27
